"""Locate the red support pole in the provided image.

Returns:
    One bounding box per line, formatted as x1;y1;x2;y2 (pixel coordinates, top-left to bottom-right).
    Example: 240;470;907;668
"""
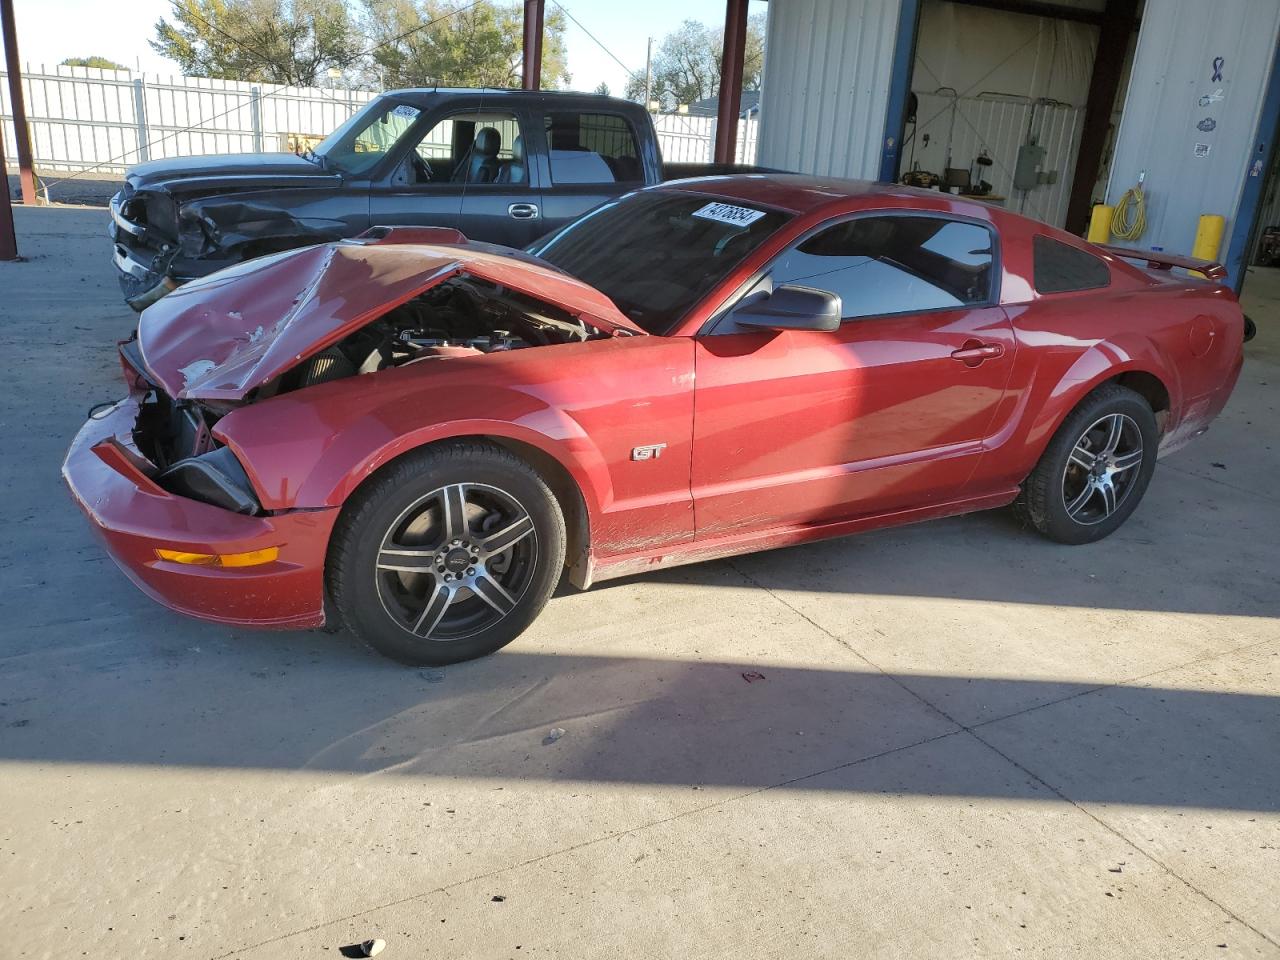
0;0;36;205
522;0;545;91
714;0;749;166
0;127;17;260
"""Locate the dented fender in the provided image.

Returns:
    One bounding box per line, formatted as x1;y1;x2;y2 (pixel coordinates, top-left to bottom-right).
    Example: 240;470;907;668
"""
179;194;354;260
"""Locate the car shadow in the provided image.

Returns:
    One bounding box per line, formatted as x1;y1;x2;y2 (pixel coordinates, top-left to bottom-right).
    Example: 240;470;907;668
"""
2;633;1276;814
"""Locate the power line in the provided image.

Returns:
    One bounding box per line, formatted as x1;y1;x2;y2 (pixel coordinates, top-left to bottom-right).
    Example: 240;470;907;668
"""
41;0;485;188
179;6;300;87
550;1;639;80
365;0;484;57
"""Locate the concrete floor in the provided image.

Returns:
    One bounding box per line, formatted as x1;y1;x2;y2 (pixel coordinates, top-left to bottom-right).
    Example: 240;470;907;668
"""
1;206;1277;960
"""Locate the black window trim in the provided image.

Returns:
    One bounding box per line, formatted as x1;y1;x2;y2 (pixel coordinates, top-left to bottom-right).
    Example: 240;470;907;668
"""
701;209;1003;336
1031;233;1112;296
542;108;647;187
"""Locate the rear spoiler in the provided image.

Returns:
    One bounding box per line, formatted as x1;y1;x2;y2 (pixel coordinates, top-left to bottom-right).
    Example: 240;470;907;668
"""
1098;243;1227;281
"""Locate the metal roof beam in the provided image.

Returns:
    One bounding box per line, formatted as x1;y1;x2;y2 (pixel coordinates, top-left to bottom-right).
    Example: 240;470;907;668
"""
945;0;1109;26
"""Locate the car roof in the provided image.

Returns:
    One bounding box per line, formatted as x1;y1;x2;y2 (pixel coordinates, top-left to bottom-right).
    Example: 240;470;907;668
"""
659;174;980;216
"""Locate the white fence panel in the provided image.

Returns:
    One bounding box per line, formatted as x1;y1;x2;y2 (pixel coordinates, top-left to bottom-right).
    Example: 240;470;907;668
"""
2;65;752;178
2;65;375;175
651;112;759;165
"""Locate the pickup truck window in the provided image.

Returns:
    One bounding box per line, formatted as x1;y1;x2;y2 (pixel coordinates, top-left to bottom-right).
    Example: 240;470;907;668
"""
316;101;422;176
533;190;790;334
405;111;525;184
545;112;643;184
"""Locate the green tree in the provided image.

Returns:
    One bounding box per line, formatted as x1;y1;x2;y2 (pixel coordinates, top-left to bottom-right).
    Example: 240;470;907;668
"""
61;56;129;70
363;0;570;89
150;0;364;86
625;13;765;110
593;81;610;97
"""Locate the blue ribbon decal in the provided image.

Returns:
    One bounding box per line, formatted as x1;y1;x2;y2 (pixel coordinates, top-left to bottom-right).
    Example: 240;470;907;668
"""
1212;57;1224;82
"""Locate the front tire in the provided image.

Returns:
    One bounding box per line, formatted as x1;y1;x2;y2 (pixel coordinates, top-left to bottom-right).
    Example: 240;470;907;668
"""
327;442;566;666
1015;384;1158;544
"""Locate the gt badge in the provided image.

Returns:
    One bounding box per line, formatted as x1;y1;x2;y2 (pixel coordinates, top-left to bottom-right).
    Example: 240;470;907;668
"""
631;443;667;461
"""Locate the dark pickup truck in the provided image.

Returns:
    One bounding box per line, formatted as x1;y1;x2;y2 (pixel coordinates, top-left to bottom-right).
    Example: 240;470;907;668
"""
109;88;763;308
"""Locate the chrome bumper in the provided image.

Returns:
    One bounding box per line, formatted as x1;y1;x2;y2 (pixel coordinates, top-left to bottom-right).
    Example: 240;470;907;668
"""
109;191;144;239
113;243;154;280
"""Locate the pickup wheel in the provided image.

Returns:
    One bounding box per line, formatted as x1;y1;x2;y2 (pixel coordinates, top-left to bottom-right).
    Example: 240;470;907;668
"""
327;442;566;666
1014;384;1158;545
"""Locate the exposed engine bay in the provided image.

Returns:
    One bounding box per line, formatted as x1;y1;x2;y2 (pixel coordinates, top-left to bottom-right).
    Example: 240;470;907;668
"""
128;275;613;514
270;275;609;396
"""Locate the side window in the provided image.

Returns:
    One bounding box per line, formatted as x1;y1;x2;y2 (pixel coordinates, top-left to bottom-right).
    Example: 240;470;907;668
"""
398;111;525;186
1033;235;1111;294
770;216;997;319
544;111;643;185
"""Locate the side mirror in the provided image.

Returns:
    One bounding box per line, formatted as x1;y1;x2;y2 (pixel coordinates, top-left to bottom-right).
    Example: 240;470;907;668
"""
730;284;842;333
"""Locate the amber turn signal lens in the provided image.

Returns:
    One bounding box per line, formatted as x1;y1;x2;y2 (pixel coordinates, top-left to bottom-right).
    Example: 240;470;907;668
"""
155;546;280;568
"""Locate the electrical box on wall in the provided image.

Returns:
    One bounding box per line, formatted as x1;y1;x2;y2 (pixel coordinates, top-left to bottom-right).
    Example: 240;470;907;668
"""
1014;144;1046;190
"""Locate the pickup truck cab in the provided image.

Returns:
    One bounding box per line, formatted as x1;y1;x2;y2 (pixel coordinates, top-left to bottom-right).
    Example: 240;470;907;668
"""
110;88;757;308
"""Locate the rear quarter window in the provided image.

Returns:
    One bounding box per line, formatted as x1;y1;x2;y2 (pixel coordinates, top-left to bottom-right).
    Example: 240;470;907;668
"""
1033;235;1111;294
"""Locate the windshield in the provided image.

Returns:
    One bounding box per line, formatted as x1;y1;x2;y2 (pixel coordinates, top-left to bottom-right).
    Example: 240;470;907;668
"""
315;98;422;176
531;190;792;334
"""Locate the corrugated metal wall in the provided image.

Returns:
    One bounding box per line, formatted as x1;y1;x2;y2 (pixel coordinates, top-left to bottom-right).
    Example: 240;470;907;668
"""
756;0;904;180
1106;0;1280;259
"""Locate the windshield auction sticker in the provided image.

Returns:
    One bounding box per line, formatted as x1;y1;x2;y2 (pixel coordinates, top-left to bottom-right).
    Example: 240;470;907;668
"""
692;202;766;228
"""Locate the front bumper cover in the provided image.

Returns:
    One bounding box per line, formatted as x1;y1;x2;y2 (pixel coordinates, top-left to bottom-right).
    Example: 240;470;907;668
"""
62;396;339;628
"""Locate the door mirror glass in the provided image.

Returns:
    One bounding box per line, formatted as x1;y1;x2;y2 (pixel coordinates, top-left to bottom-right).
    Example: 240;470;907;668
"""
730;285;842;332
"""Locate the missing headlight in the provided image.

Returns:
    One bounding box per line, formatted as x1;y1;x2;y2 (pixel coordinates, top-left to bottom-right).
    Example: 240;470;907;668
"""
158;446;262;515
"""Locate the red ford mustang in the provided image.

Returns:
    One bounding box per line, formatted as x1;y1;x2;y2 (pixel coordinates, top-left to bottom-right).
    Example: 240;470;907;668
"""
65;176;1244;665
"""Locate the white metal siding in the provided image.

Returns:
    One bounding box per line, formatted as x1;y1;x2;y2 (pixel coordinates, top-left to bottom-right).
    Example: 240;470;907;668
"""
1105;0;1280;258
756;0;904;180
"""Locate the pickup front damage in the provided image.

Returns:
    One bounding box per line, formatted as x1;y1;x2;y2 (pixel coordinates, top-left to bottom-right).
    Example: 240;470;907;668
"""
112;187;349;311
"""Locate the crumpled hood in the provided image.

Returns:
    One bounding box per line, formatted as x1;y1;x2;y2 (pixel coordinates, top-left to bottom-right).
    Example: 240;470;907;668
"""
137;240;645;401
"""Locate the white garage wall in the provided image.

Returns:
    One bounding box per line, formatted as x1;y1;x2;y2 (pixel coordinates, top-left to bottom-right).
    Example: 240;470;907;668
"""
1105;0;1280;260
756;0;905;180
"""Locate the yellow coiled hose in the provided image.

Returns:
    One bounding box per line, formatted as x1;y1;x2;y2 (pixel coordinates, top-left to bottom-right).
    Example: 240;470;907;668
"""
1111;185;1147;241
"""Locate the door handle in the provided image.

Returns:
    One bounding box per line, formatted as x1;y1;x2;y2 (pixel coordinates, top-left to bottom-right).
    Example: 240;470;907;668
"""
951;341;1005;365
508;203;540;220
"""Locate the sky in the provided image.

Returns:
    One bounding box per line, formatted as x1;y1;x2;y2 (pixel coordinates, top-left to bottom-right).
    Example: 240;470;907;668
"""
10;0;767;94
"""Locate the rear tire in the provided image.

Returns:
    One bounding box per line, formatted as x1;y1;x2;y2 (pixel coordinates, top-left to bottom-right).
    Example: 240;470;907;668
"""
1014;384;1158;544
327;442;566;666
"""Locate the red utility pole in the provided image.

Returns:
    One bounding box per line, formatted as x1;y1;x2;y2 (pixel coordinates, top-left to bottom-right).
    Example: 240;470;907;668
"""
714;0;749;166
0;122;16;260
522;0;545;91
0;0;36;205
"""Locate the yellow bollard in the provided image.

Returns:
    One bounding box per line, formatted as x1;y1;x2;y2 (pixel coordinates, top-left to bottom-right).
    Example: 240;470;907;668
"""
1087;204;1115;244
1191;214;1226;279
1193;214;1226;262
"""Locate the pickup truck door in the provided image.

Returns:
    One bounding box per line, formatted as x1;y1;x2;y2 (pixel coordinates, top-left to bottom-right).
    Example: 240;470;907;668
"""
530;108;649;238
368;103;544;248
690;213;1017;536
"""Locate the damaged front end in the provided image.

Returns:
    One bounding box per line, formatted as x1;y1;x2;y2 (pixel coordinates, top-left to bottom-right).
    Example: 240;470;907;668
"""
120;339;264;515
121;233;642;513
111;184;350;311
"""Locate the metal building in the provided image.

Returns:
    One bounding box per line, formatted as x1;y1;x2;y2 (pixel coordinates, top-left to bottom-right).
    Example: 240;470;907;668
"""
756;0;1280;289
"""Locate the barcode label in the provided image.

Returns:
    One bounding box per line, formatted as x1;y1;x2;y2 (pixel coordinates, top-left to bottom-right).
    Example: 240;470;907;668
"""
691;202;766;228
